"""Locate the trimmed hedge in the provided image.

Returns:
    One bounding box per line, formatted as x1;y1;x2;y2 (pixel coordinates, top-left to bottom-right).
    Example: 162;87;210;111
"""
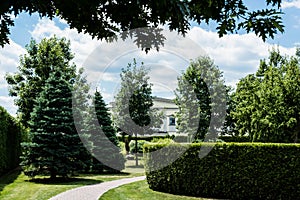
144;142;300;200
0;106;23;176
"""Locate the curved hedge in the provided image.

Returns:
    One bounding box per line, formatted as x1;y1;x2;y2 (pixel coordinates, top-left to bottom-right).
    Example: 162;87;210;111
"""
144;142;300;200
0;106;23;175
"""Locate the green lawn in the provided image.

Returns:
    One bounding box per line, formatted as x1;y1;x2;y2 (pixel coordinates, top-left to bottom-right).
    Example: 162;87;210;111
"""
123;155;145;174
2;155;202;200
0;168;144;200
100;180;214;200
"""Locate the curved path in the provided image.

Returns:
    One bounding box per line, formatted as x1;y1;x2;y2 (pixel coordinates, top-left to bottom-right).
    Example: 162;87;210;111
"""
49;176;146;200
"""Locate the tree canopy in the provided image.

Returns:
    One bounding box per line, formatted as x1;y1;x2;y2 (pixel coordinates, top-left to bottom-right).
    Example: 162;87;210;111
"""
112;59;162;136
88;90;125;173
175;56;227;141
232;48;300;142
5;37;79;127
1;0;284;51
21;70;88;179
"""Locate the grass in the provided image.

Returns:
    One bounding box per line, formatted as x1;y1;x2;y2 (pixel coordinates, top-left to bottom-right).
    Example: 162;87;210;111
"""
0;158;213;200
123;155;145;174
0;155;147;200
100;180;214;200
0;168;144;200
0;168;21;193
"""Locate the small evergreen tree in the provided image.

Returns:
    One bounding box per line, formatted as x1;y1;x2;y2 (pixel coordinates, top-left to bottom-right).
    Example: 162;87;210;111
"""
21;70;87;179
89;90;125;173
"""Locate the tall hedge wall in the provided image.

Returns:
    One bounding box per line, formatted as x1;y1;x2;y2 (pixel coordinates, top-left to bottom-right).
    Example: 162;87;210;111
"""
144;142;300;200
0;106;22;176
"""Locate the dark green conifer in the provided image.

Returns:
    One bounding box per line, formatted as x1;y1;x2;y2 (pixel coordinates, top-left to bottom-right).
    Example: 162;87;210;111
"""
89;90;125;173
21;70;87;179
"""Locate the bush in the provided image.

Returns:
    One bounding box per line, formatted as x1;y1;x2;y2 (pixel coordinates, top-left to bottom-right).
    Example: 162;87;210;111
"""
144;142;300;200
150;138;174;144
173;135;188;143
0;106;23;176
129;140;148;153
218;136;251;142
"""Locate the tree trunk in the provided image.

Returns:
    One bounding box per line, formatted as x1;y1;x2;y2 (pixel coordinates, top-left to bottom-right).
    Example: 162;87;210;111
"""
124;137;130;154
135;133;138;166
50;170;56;180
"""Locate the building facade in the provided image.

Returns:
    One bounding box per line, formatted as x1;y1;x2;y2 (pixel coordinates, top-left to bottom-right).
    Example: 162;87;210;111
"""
152;97;178;135
109;97;179;136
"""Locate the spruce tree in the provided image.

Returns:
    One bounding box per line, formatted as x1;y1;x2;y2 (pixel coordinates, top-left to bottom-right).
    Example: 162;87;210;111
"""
89;90;125;173
21;70;87;179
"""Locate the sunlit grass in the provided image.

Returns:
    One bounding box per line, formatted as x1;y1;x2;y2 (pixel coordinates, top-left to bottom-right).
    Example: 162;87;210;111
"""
0;169;143;200
100;180;213;200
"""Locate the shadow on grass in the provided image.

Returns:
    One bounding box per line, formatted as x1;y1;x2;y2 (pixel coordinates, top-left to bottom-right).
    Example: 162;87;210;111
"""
27;177;103;185
126;165;144;169
0;167;22;193
27;171;132;185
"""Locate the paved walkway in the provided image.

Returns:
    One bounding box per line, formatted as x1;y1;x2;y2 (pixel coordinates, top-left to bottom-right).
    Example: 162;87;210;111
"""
49;176;146;200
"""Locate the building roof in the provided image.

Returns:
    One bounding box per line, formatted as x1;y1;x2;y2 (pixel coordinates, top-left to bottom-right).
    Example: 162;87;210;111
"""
153;96;175;104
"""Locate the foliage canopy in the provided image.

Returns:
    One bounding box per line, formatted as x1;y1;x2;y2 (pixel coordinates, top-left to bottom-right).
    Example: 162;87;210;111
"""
175;56;227;141
1;1;284;51
21;71;88;179
232;48;300;142
6;37;78;127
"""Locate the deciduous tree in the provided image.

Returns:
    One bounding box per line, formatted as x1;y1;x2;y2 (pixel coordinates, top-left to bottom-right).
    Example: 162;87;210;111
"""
6;37;77;127
175;56;227;141
232;48;300;142
0;1;284;50
113;59;162;165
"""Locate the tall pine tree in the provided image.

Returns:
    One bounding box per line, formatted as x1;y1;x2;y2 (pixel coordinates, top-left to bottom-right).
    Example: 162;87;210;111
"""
21;70;87;179
88;90;125;173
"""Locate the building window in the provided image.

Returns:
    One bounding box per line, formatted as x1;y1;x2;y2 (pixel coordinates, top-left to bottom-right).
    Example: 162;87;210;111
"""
169;116;175;126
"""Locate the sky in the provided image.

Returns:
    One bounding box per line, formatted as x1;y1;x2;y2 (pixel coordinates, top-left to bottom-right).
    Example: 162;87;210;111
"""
1;1;300;116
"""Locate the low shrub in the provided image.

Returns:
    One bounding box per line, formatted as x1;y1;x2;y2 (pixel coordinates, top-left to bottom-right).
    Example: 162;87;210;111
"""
129;140;148;153
150;138;174;144
173;135;188;143
144;142;300;200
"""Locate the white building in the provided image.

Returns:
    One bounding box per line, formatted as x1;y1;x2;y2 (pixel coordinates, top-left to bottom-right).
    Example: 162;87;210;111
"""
152;97;178;135
109;97;179;136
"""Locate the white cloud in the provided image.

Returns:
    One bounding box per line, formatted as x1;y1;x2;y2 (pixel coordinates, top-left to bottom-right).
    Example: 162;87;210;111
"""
0;40;25;72
30;18;101;67
0;40;26;115
0;96;17;116
86;71;119;84
187;27;296;87
30;19;298;96
1;17;297;115
282;0;300;9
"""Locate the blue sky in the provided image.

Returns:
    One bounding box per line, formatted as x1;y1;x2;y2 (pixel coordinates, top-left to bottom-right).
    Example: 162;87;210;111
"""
1;1;300;116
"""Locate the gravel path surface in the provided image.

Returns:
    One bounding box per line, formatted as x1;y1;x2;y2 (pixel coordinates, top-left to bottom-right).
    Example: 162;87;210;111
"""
49;176;146;200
